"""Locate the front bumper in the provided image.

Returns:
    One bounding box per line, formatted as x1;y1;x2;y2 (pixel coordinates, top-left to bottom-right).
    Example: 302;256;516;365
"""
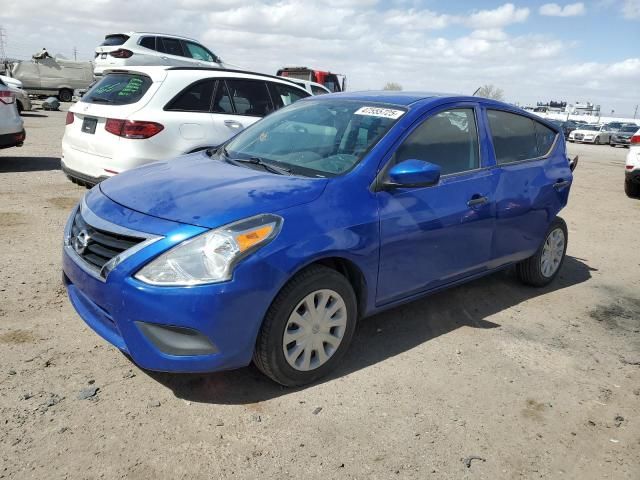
0;130;25;148
62;192;287;373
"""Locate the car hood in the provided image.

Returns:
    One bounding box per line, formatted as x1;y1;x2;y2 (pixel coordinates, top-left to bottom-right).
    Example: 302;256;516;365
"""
572;129;599;135
99;152;329;229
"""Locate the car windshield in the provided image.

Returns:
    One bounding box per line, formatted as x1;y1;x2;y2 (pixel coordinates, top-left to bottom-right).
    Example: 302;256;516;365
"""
621;125;638;133
224;100;405;177
581;125;599;131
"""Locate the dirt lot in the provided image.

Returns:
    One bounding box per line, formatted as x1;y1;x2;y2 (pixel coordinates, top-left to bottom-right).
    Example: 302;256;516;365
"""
0;106;638;480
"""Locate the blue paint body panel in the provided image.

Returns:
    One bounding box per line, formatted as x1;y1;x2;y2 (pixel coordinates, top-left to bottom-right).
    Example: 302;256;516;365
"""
62;92;572;373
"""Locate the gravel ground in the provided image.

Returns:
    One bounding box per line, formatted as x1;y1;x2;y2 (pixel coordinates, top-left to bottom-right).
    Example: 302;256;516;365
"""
0;105;639;479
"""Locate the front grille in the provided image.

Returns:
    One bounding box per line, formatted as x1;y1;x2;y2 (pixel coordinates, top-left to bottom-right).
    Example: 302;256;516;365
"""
574;134;584;140
70;210;145;271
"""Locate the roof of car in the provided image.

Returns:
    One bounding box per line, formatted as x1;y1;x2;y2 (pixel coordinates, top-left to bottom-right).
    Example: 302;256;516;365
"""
307;91;518;108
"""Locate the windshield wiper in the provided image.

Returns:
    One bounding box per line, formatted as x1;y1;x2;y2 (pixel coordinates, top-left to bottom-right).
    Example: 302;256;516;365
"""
228;156;292;175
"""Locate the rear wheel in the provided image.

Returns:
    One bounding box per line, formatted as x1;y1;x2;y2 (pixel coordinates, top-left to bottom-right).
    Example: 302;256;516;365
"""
517;217;568;287
625;179;640;198
253;265;357;386
58;89;72;103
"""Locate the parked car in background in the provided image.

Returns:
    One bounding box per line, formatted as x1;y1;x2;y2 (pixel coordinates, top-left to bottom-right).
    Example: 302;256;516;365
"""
0;83;25;148
94;33;225;75
548;119;577;139
625;128;640;198
568;124;610;144
610;124;639;147
277;66;346;92
61;67;310;186
10;58;94;102
0;75;31;113
62;92;573;386
279;77;331;95
604;122;624;132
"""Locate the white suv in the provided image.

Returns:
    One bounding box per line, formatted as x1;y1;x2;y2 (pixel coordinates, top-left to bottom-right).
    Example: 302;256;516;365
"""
625;128;640;198
94;32;225;75
0;83;25;149
61;67;310;186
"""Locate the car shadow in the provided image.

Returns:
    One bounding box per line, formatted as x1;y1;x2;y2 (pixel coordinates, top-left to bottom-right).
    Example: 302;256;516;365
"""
144;256;595;405
0;156;60;173
20;113;48;118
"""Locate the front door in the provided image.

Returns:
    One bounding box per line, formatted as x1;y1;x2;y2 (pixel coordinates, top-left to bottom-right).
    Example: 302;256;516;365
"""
376;106;497;305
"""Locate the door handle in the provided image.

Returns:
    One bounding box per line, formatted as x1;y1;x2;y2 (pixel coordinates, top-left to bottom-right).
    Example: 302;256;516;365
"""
224;120;243;129
554;180;570;190
467;195;489;207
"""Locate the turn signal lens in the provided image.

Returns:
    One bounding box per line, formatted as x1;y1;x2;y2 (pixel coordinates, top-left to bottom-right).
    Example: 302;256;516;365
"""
235;225;275;252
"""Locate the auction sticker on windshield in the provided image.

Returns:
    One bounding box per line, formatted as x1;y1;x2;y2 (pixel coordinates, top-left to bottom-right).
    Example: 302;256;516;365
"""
354;106;405;119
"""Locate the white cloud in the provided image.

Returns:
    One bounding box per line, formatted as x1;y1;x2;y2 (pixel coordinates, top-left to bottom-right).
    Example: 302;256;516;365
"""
540;3;586;17
466;3;530;29
622;0;640;18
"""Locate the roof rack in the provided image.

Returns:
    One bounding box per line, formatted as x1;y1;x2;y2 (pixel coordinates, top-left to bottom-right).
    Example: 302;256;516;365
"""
167;67;300;86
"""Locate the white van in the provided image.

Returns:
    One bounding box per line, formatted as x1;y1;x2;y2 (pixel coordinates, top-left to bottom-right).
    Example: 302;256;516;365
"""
11;58;94;102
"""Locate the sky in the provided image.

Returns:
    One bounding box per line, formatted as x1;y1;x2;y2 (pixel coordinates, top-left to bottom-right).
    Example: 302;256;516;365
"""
1;0;639;115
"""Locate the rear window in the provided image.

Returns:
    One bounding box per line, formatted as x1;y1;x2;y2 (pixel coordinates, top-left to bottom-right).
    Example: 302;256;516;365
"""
101;34;130;47
83;74;152;106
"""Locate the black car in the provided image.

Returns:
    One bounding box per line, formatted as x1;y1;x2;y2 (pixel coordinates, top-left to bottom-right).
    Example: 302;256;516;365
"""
610;124;639;147
549;120;578;139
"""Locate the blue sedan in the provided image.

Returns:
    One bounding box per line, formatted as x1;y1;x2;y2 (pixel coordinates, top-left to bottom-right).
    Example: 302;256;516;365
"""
62;92;574;386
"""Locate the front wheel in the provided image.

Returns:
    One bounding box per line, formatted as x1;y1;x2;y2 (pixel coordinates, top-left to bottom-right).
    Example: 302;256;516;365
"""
594;136;600;145
517;217;568;287
253;265;358;386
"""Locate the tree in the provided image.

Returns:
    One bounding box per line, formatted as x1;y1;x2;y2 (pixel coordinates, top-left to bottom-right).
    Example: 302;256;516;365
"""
383;82;403;91
475;84;504;101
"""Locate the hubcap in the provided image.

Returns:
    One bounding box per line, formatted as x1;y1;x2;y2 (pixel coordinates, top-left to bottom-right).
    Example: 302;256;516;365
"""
540;228;565;278
283;289;347;371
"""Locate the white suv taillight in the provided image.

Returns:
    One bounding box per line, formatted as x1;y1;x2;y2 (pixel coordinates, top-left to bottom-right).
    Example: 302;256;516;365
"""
0;90;15;104
105;119;164;139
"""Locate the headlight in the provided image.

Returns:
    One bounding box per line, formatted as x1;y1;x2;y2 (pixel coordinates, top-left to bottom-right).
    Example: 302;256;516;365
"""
135;214;283;286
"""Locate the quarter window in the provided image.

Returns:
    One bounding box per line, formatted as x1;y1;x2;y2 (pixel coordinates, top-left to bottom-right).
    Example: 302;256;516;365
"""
311;85;328;95
534;122;557;157
225;79;274;116
139;36;156;51
165;80;215;112
393;108;480;176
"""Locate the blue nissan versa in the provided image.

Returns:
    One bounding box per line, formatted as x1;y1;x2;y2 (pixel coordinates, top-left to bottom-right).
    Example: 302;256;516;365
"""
63;92;575;386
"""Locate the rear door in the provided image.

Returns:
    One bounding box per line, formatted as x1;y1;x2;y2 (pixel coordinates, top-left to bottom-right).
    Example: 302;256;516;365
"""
164;78;215;149
210;78;274;144
376;104;497;305
484;109;571;267
157;37;193;67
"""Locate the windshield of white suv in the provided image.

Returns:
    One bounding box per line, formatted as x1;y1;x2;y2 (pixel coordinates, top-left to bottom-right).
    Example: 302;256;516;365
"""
224;100;405;177
83;73;152;106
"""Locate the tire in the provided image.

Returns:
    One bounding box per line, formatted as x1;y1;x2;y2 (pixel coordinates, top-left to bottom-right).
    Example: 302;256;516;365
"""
516;217;568;287
253;265;358;387
625;179;640;198
594;136;600;145
58;89;72;103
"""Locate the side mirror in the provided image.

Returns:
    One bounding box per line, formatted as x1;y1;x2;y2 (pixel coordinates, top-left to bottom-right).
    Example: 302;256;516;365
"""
385;159;441;189
569;155;578;172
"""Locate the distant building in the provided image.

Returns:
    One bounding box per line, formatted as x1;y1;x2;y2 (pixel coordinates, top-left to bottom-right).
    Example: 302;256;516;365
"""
570;102;600;116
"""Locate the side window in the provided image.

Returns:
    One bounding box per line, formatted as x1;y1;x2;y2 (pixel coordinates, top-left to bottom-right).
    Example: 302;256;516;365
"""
393;108;479;176
184;42;215;62
165;80;215;112
270;83;310;108
139;36;156;51
158;37;185;57
225;79;273;116
487;110;538;164
211;80;233;114
311;85;328;95
534;122;557;157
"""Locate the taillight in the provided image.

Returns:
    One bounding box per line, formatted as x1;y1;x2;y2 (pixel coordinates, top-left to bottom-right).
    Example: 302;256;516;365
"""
105;119;164;139
109;49;133;59
0;90;15;104
631;135;640;145
66;111;75;125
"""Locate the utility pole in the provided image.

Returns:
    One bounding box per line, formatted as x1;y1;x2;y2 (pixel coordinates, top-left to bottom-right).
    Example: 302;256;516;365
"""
634;105;638;120
73;46;77;61
0;26;7;63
